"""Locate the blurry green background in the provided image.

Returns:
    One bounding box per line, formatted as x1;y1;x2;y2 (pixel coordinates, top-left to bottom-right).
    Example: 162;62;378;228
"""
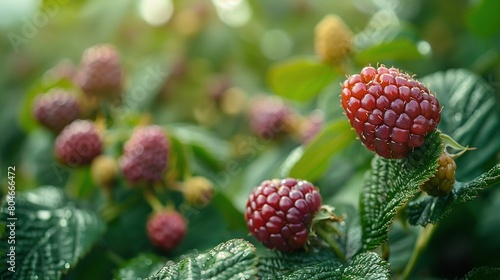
0;0;499;279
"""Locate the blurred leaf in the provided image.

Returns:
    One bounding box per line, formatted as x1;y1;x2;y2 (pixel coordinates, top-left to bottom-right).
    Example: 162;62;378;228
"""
467;0;500;37
286;119;356;182
462;266;500;280
258;250;389;279
268;57;337;102
421;69;500;181
354;39;422;65
408;164;500;226
167;123;230;168
167;135;190;181
146;239;257;279
360;131;442;251
0;186;105;280
123;57;169;113
19;78;76;133
116;254;166;280
334;204;363;260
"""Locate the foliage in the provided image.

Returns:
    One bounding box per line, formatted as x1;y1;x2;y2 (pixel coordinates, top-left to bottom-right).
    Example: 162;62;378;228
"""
0;0;500;279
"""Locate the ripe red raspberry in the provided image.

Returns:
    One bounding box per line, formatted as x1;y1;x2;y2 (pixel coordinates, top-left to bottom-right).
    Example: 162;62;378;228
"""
420;151;456;196
76;44;122;99
55;120;102;166
244;178;322;252
32;89;80;132
147;210;186;251
250;97;293;139
341;65;441;159
120;126;169;184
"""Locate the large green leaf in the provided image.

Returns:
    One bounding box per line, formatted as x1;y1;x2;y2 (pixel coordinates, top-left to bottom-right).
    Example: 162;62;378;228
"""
116;254;166;280
268;57;337;102
462;266;500;280
467;0;500;37
360;131;442;251
408;164;500;226
0;186;105;279
258;250;389;280
421;69;500;181
285;119;356;182
354;39;422;65
146;239;257;280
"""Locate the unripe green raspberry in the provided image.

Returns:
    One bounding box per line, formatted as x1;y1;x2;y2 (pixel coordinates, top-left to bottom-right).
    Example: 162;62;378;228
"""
315;15;354;65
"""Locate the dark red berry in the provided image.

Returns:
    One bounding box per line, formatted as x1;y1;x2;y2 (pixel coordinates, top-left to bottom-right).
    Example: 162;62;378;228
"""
120;126;169;184
250;96;293;139
55;120;102;166
32;89;80;132
341;65;441;159
147;211;186;251
244;178;322;252
420;151;456;196
76;44;122;99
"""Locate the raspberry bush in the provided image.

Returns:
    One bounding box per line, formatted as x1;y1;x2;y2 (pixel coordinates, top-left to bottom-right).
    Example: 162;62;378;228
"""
1;2;500;280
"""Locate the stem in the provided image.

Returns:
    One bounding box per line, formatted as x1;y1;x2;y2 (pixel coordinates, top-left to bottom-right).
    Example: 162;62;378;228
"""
401;224;438;280
143;187;164;212
315;226;346;263
101;194;140;222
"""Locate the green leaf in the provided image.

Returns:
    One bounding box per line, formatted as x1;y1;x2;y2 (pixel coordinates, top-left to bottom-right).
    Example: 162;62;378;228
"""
268;57;337;102
257;247;341;279
166;123;230;169
354;39;423;65
258;250;389;280
286;119;356;182
408;164;500;226
0;186;105;280
462;266;500;280
421;69;500;181
360;131;442;251
146;239;257;280
467;0;500;37
116;254;166;280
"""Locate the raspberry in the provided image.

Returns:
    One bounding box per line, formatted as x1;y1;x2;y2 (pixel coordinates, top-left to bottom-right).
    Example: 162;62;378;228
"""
300;110;324;145
120;126;169;184
32;89;80;132
341;65;441;159
250;97;293;139
315;15;353;64
182;176;214;207
76;44;122;99
244;178;322;252
420;151;456;196
147;210;186;251
55;120;102;166
91;155;118;187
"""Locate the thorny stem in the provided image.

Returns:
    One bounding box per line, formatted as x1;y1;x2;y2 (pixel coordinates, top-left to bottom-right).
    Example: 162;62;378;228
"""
401;224;438;280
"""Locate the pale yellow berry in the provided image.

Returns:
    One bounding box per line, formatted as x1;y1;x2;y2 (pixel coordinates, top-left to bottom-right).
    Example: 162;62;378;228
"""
182;176;214;207
91;155;118;187
314;15;354;65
